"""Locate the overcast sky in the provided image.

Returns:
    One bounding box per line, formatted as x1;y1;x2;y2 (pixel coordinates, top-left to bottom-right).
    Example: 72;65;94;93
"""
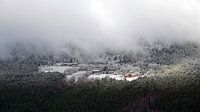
0;0;200;57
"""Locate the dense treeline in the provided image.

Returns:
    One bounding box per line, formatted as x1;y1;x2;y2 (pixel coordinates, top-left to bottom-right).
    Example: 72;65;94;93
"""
0;74;199;112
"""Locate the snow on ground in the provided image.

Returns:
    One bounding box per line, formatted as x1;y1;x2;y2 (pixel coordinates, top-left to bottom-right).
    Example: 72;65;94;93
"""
66;71;88;82
39;65;146;82
88;74;145;81
88;74;125;81
39;65;77;73
125;77;140;81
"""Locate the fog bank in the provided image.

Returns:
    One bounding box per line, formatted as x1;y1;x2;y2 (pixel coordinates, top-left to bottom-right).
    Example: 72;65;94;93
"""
0;0;200;57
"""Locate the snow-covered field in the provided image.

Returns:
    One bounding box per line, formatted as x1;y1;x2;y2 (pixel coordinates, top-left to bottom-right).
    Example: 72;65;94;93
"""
39;64;145;82
66;71;88;82
39;65;77;73
88;74;125;81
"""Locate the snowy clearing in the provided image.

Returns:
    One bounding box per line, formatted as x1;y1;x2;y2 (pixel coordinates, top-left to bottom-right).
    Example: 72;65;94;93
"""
39;64;146;82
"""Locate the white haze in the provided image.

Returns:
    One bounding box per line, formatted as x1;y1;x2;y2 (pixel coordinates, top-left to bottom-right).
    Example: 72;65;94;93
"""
0;0;200;58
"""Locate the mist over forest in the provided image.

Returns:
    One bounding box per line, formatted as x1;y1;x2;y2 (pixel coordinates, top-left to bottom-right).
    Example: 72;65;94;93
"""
1;0;200;59
0;0;200;112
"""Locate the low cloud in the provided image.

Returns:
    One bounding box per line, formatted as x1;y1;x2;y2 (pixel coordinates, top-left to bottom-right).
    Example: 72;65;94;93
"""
0;0;200;57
